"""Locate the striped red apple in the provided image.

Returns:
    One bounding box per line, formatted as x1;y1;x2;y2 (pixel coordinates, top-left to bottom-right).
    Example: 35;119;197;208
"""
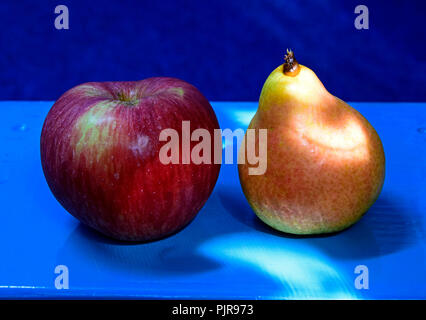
41;77;220;241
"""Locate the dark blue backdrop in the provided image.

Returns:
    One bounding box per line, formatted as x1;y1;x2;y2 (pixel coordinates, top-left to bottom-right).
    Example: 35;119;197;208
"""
0;0;425;101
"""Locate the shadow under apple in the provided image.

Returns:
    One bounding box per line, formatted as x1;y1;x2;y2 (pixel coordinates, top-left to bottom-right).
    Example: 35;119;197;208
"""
56;191;282;293
57;212;222;276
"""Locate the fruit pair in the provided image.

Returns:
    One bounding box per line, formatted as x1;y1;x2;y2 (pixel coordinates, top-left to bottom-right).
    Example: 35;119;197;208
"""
41;50;385;241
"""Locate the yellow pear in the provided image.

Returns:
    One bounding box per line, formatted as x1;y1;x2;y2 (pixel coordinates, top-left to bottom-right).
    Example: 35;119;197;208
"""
238;50;385;234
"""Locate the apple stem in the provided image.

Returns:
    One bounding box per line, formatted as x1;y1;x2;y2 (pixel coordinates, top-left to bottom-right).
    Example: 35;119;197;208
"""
283;49;300;76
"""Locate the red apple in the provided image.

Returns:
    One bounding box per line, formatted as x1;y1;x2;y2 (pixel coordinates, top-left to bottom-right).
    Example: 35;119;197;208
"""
41;77;221;241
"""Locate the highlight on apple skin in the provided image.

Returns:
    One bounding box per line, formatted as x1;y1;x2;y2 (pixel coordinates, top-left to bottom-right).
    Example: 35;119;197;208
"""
238;50;386;235
40;77;221;241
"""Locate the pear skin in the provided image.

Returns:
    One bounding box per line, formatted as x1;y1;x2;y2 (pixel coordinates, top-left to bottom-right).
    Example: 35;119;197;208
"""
238;50;385;234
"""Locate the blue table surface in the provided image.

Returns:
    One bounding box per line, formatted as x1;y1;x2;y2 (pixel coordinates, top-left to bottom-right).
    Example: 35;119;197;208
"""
0;101;425;299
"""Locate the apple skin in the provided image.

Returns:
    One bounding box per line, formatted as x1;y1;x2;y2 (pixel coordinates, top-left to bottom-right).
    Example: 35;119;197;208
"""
238;64;385;235
41;77;220;241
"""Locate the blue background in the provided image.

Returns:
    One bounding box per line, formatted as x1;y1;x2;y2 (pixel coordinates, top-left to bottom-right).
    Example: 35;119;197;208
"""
0;0;425;101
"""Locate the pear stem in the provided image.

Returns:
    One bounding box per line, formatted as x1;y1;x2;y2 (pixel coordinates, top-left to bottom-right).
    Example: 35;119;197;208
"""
283;49;300;76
